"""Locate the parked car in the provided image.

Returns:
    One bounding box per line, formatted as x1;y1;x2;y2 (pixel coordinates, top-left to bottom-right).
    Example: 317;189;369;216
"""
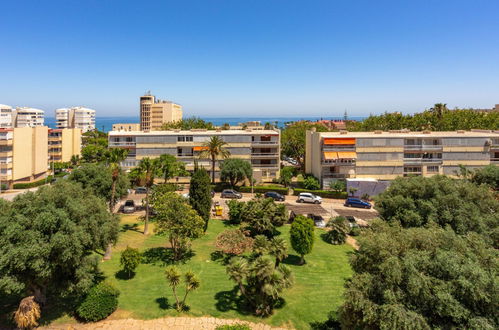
123;200;136;213
264;191;285;201
296;192;322;204
344;197;372;209
307;214;326;228
221;189;242;199
135;187;147;194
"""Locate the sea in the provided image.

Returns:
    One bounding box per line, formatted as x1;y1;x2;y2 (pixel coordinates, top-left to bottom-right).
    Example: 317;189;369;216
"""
45;116;366;133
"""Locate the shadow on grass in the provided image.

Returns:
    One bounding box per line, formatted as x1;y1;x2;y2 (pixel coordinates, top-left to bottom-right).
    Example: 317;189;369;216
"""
141;247;194;266
282;254;303;266
214;286;251;315
115;269;136;280
320;232;333;244
37;294;82;326
210;251;234;265
155;297;171;310
309;311;341;330
121;223;141;233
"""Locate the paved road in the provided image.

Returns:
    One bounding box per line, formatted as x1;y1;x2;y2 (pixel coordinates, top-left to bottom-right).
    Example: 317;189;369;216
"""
0;187;40;201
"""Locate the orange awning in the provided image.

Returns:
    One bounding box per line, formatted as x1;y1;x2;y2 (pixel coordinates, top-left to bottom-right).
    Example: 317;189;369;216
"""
324;138;356;145
324;151;338;160
193;146;209;151
337;151;357;159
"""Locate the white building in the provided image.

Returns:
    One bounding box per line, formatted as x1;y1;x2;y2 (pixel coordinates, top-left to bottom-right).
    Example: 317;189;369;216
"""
13;107;45;127
55;107;95;133
0;104;13;128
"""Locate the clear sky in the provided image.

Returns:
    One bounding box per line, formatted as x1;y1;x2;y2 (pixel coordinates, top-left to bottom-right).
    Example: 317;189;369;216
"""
1;0;498;117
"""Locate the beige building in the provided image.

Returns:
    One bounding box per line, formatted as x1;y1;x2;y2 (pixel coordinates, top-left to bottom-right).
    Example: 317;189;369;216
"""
13;107;45;127
0;104;13;128
48;128;82;163
0;126;49;188
140;93;183;131
306;129;499;187
55;107;96;132
109;129;280;182
112;123;141;132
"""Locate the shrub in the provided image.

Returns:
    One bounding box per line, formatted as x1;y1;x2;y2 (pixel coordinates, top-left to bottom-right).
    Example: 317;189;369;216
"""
302;176;320;190
211;182;233;192
13;176;52;189
215;229;253;255
239;185;289;194
290;215;315;264
325;216;350;245
227;199;245;224
216;324;251;330
293;188;348;199
120;246;141;278
76;282;120;322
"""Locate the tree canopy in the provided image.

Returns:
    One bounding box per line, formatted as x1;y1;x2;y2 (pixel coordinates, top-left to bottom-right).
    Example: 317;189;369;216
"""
189;167;212;232
220;158;252;187
375;175;499;243
0;181;119;303
281;121;328;167
471;164;499;190
339;221;498;329
290;215;315;264
159;117;215;130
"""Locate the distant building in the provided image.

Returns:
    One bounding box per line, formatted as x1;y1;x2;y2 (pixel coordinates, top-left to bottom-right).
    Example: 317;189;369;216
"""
306;129;499;188
0;104;13;128
112;123;141;132
55;107;95;132
108;128;281;182
140;93;183;131
473;104;499;112
48;128;82;163
0;126;49;188
12;107;44;127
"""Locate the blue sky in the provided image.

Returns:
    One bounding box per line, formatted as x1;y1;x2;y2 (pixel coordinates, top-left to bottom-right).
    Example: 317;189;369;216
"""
1;0;498;117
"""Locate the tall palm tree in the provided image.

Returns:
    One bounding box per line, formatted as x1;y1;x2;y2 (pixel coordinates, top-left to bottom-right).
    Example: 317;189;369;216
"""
431;103;448;120
200;136;230;183
269;237;288;267
137;157;157;235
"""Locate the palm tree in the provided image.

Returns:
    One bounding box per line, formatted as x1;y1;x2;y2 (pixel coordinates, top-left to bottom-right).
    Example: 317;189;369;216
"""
107;148;129;213
226;257;250;300
137;157;158;235
200;136;230;183
431;103;448;120
165;266;181;311
157;154;186;183
70;154;80;168
269;237;288;267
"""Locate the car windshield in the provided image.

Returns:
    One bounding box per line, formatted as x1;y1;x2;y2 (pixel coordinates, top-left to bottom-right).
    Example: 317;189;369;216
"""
125;201;134;206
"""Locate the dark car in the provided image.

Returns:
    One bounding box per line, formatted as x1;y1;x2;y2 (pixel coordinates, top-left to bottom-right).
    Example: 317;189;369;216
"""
221;189;242;199
344;197;372;209
135;187;147;194
264;191;285;202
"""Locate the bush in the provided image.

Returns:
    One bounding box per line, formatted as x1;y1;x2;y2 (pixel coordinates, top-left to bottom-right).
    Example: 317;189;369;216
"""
325;216;350;245
13;176;52;189
238;185;289;195
216;324;251;330
215;229;253;255
211;182;233;192
302;176;320;190
120;246;141;278
293;188;348;199
76;282;120;322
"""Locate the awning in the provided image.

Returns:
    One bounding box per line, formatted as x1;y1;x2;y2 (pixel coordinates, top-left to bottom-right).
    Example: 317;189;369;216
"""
337;151;357;159
193;146;209;151
324;151;338;160
324;138;356;145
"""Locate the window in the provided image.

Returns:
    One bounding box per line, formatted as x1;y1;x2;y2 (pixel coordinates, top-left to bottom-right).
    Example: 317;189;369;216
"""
427;166;439;173
177;135;193;142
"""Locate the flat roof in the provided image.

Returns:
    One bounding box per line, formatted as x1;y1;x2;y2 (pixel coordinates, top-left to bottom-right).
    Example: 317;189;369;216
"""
109;129;279;136
314;130;499;138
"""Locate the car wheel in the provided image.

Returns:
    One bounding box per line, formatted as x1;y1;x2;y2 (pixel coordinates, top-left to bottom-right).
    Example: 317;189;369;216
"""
314;200;319;204
298;199;303;203
345;204;350;207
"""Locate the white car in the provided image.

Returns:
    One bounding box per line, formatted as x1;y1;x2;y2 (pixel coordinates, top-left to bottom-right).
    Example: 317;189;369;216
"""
297;192;322;204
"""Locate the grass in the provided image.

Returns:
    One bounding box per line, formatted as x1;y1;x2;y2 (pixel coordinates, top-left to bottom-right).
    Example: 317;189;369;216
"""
98;215;353;329
3;215;352;329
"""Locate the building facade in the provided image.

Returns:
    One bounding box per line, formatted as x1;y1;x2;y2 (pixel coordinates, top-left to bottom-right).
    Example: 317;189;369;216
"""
109;129;280;182
306;129;499;187
0;104;13;128
48;128;82;163
112;123;141;132
12;107;45;127
55;107;96;132
140;94;183;131
0;126;49;188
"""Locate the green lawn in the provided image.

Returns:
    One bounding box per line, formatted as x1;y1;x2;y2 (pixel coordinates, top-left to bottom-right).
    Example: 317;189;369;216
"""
61;216;353;329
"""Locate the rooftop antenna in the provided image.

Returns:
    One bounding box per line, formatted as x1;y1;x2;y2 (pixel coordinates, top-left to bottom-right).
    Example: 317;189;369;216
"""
146;90;151;96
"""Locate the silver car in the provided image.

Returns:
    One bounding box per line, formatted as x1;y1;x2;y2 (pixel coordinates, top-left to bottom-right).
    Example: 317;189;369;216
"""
123;200;136;213
297;192;322;204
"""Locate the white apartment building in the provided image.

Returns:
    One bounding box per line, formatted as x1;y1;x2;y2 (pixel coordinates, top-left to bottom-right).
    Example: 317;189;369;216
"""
12;107;45;127
55;107;95;132
0;104;13;128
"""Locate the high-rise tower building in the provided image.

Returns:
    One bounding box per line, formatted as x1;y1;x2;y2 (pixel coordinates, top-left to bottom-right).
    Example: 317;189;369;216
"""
55;107;95;133
140;93;182;131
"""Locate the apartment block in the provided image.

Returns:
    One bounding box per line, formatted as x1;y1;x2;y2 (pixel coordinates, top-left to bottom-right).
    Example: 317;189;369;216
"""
55;107;96;132
305;129;499;187
13;107;45;127
109;129;280;182
0;104;13;128
112;123;141;132
0;126;48;188
48;128;82;163
140;93;183;131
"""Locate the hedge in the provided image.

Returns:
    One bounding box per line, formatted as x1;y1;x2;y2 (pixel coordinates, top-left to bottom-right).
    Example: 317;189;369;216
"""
76;282;120;322
293;188;348;199
239;186;289;195
13;176;53;189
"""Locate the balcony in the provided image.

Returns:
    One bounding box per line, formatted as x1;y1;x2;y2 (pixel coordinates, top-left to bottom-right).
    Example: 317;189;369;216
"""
252;164;279;168
403;158;443;165
109;142;136;147
251;141;278;145
323;146;355;151
251;153;279;158
491;157;499;163
404;144;443;151
322;173;347;179
177;154;194;158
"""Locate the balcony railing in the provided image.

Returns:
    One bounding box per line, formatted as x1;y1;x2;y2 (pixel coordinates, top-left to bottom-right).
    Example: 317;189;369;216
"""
403;158;443;164
490;158;499;163
251;153;279;157
404;145;443;150
251;141;278;145
177;154;194;158
322;173;347;178
252;164;279;168
323;146;356;151
109;142;136;147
